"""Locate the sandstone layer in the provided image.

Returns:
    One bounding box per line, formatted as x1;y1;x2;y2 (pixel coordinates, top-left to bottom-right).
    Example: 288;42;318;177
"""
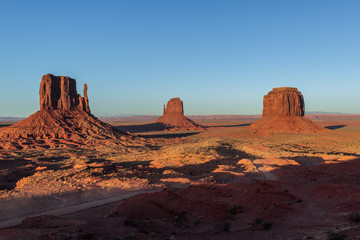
40;74;90;112
0;74;130;149
156;98;204;131
262;87;304;117
250;87;325;134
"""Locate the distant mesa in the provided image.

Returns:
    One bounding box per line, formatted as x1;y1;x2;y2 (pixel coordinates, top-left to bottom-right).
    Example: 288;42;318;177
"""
250;87;325;134
156;97;204;131
0;74;129;150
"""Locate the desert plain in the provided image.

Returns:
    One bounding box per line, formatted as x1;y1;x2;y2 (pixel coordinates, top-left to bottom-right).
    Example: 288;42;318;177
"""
1;113;360;240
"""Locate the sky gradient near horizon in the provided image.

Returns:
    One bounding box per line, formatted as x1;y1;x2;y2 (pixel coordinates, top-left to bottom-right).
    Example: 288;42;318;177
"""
1;0;360;117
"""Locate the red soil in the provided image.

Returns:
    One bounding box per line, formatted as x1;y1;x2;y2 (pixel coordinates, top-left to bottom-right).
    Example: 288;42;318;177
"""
250;116;325;134
0;109;131;150
3;158;360;239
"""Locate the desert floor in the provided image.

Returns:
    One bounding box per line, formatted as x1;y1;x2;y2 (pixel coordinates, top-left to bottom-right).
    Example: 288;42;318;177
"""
1;116;360;240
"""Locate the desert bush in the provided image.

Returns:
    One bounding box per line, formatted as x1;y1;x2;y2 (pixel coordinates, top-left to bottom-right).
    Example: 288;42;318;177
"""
327;231;345;240
262;221;271;230
229;205;238;215
349;211;360;223
221;220;231;231
125;233;136;239
254;217;262;224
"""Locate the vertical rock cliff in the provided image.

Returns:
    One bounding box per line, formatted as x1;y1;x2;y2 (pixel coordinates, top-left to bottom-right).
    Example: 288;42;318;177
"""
250;87;324;134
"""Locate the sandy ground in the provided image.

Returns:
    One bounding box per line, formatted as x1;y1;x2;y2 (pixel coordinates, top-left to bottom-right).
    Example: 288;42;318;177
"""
0;117;360;239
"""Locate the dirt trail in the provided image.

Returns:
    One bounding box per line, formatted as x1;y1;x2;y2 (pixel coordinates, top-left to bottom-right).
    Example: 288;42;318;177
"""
0;188;160;229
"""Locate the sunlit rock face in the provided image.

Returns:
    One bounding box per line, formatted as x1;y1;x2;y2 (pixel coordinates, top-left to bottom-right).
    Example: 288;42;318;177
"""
262;87;304;117
250;87;324;134
39;74;90;112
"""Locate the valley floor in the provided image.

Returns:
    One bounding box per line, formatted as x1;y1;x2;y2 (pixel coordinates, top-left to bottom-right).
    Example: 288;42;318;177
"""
1;117;360;239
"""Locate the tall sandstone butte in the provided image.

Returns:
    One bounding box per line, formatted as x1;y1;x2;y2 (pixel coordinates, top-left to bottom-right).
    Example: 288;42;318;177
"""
39;74;90;112
156;97;204;131
262;87;304;117
0;74;128;150
250;87;324;133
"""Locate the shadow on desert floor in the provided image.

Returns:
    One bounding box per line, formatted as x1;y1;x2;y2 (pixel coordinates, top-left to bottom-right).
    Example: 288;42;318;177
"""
324;124;347;130
115;123;167;133
206;123;251;128
138;132;200;139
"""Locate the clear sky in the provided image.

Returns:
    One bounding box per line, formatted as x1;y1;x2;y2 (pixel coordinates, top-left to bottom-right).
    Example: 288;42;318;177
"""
1;0;359;117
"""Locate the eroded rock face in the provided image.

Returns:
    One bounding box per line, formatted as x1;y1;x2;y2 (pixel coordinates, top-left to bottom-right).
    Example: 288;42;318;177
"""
163;97;184;116
263;87;304;117
39;74;90;112
156;98;204;131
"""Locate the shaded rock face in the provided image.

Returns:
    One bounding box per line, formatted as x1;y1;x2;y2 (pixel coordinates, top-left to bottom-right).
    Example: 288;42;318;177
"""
156;98;204;131
250;87;324;134
263;87;304;117
39;74;90;112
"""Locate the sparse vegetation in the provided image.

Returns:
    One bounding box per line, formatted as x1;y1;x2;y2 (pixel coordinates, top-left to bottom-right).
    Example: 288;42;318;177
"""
229;205;238;215
255;217;262;224
349;211;360;223
125;233;136;239
221;220;231;231
262;221;272;230
327;231;346;240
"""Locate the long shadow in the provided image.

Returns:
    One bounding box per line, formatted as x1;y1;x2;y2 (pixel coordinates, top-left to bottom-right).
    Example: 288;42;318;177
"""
207;123;251;128
139;132;200;139
0;156;73;191
325;125;347;130
115;142;260;184
115;123;166;133
0;124;12;128
285;156;325;166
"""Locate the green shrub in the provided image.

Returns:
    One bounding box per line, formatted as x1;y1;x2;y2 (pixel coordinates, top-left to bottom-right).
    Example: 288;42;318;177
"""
327;231;345;240
229;205;238;215
349;211;360;223
262;221;272;230
254;217;262;224
221;221;231;231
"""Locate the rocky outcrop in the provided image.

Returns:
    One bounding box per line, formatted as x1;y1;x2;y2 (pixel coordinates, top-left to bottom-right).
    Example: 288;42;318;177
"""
39;74;90;112
162;97;184;115
263;87;304;117
0;74;129;149
250;87;325;134
156;98;204;131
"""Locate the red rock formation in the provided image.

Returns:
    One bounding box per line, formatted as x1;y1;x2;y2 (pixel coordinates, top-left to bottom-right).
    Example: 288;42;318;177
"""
39;74;90;112
156;98;204;131
250;87;325;134
0;74;129;149
263;87;304;117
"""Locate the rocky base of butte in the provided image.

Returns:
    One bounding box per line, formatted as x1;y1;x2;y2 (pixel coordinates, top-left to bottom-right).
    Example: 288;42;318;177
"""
250;87;325;134
156;98;204;131
0;74;131;150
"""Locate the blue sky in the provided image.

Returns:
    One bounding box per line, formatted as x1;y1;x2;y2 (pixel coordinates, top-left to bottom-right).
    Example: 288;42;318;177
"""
1;0;359;117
